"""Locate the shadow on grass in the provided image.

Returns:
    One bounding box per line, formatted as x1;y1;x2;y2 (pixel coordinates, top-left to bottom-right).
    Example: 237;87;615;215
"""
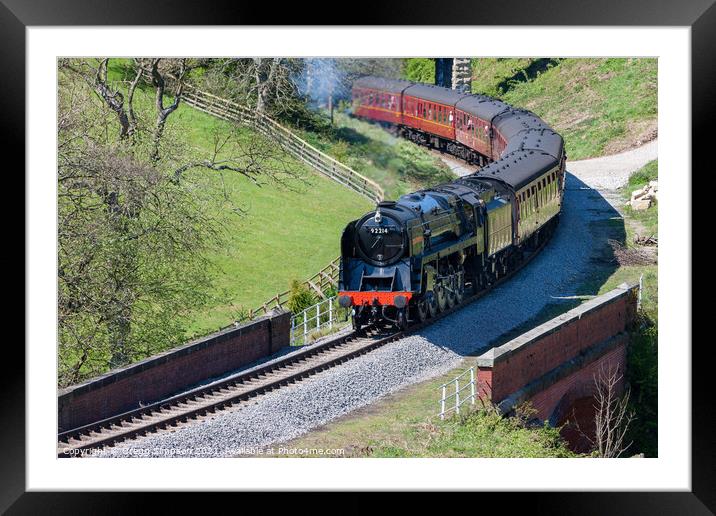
496;58;562;95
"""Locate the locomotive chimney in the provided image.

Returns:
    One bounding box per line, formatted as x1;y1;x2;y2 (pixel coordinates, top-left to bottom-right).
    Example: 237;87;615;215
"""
374;206;382;223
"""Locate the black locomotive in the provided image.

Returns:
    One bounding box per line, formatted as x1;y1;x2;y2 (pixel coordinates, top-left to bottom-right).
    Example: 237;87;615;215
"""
338;77;566;329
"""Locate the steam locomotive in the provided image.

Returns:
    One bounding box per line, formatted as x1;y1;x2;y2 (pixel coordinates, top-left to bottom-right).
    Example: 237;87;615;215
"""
337;77;566;330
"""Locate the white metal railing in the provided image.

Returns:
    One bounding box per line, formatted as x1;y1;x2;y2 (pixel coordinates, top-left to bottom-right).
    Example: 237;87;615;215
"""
438;366;477;420
638;273;643;310
290;296;350;346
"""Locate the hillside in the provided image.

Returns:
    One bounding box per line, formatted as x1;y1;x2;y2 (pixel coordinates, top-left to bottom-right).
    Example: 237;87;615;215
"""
102;61;372;337
471;58;657;160
295;109;454;200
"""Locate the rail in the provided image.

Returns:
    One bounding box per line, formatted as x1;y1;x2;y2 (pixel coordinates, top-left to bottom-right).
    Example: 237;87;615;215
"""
438;366;476;420
290;296;351;346
151;73;384;203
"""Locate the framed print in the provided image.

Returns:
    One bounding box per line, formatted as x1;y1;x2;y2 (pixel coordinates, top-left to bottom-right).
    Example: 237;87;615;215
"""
7;0;711;511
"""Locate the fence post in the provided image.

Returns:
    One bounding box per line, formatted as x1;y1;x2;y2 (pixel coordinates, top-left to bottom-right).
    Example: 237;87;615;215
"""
303;310;308;339
455;378;460;415
329;298;333;330
440;385;446;420
638;273;643;310
470;368;476;405
316;303;321;332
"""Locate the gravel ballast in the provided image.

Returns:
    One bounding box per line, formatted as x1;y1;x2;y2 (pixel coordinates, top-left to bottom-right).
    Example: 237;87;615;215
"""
96;153;643;457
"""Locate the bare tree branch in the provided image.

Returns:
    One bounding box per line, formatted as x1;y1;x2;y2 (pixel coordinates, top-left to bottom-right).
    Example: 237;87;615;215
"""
574;363;636;458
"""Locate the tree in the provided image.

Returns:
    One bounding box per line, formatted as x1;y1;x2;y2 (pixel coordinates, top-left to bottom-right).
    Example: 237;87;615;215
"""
587;364;636;458
197;58;304;116
58;58;301;385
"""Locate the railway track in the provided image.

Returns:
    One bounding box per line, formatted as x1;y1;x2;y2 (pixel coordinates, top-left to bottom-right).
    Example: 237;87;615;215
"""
58;216;556;459
57;326;400;457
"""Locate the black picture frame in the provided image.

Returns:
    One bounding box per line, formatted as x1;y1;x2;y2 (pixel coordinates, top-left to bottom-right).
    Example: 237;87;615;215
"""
6;0;709;512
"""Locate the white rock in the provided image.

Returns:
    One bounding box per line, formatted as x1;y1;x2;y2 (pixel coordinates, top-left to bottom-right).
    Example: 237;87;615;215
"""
631;189;645;201
631;198;652;211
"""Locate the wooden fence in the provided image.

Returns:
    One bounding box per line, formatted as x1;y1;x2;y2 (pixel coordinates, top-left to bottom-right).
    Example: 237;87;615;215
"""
243;256;340;321
157;75;384;203
135;72;378;323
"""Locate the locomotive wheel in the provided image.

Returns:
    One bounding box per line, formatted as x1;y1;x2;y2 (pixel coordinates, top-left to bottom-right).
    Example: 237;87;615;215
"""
446;277;457;309
436;285;448;313
416;300;429;322
352;314;362;332
396;309;407;330
426;292;438;318
455;274;465;304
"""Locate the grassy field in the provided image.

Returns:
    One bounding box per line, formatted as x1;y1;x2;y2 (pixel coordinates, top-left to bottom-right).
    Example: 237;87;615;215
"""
278;162;658;458
295;110;454;200
271;362;575;458
103;61;372;336
470;58;658;160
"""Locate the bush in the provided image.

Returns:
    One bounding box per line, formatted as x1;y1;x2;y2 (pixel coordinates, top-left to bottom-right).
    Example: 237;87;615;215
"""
286;280;316;314
405;58;435;84
626;313;658;457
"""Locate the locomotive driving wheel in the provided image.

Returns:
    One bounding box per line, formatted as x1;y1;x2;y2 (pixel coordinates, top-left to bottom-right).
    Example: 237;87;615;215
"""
426;291;438;318
435;284;448;313
416;299;429;322
454;271;465;304
445;268;457;309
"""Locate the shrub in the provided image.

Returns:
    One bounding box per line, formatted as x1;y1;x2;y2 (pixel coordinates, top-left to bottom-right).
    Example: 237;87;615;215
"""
286;280;316;314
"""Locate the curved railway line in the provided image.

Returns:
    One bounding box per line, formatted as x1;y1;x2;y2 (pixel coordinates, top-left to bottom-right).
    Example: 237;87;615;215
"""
58;227;554;458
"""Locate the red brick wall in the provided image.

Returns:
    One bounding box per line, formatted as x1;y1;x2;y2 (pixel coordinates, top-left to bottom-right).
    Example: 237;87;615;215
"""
491;296;629;401
475;284;638;422
529;337;627;421
58;310;290;432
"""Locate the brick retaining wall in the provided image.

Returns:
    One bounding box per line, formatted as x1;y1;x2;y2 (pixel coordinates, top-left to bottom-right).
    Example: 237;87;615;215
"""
475;283;639;420
58;310;291;432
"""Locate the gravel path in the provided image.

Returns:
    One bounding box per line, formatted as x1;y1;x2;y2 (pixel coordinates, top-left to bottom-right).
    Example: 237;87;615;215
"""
566;139;658;190
438;139;658;186
97;142;656;458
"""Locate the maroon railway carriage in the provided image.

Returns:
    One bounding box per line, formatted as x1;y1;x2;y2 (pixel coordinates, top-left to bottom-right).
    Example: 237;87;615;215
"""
401;83;469;141
453;95;510;160
352;76;413;125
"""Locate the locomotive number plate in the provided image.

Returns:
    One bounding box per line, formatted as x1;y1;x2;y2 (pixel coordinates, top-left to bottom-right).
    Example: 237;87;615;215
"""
369;227;390;234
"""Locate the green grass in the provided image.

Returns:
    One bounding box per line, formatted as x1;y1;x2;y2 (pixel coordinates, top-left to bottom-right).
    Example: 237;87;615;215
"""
471;58;542;97
294;110;454;200
101;60;372;336
470;58;657;160
623;160;658;239
271;362;575;458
